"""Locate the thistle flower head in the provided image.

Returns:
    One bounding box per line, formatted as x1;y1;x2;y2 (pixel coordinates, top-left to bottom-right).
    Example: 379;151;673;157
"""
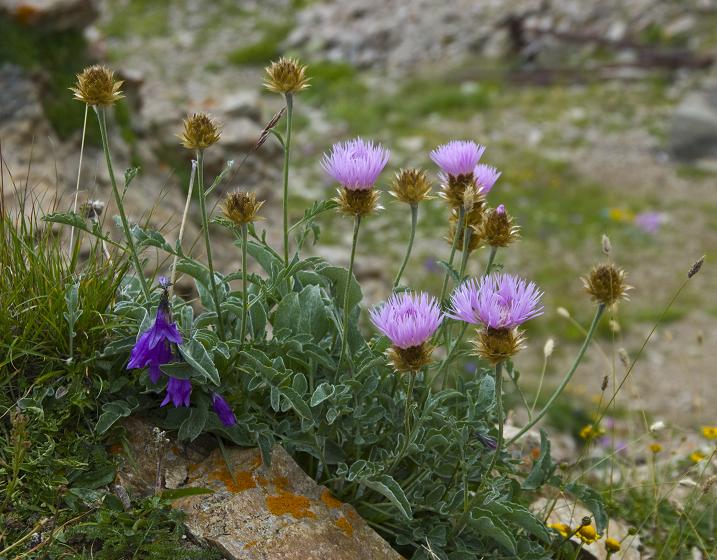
322;138;390;191
449;273;543;330
479;204;520;247
179;113;221;151
334;188;382;217
370;292;442;372
430;140;485;177
222;191;264;226
264;57;309;94
71;65;123;106
126;288;183;384
389;168;433;205
582;263;631;306
212;393;237;426
476;327;524;365
161;377;192;408
370;292;442;350
474;163;501;195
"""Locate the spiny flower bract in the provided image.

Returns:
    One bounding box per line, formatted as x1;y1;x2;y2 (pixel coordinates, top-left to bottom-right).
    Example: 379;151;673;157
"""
264;57;309;94
71;65;124;106
179;113;221;151
449;273;543;330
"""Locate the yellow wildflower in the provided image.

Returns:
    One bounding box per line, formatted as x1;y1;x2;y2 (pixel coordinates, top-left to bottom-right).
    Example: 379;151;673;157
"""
548;522;571;538
577;524;600;544
605;537;621;553
579;424;604;441
701;426;717;440
690;451;706;463
649;442;663;454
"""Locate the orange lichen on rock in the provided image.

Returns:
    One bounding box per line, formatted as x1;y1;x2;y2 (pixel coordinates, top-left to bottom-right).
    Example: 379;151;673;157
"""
335;516;353;537
271;475;290;492
266;492;316;519
250;455;263;470
244;540;258;549
255;474;269;487
209;467;256;493
320;488;342;509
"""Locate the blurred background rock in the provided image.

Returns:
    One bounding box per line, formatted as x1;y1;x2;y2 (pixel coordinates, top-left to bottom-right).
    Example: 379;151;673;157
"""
2;0;716;426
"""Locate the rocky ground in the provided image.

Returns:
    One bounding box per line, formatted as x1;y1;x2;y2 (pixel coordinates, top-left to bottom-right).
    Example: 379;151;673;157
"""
2;0;717;430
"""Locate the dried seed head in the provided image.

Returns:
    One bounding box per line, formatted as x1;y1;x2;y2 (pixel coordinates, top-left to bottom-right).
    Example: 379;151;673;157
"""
388;343;434;373
179;113;221;151
334;187;381;217
688;255;705;278
543;338;554;358
556;307;570;318
618;347;630;369
222;191;264;226
582;263;631;306
462;183;481;213
71;65;124;106
264;57;309;94
439;172;475;208
82;199;105;220
475;327;524;365
447;204;485;253
389;168;433;205
601;375;608;391
602;234;612;256
479;204;520;248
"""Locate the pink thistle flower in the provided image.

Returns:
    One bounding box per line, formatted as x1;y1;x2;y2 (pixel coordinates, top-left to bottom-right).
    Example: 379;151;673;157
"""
474;163;501;194
370;292;442;349
430;140;485;177
634;211;665;234
449;273;543;330
321;138;390;191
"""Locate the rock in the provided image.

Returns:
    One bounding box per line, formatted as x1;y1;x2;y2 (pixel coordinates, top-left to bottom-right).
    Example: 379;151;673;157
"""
1;0;98;31
669;86;717;160
220;91;262;122
174;446;403;560
112;418;402;560
531;496;641;560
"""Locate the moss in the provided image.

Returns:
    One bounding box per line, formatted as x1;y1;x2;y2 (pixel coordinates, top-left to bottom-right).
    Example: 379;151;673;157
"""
227;21;292;65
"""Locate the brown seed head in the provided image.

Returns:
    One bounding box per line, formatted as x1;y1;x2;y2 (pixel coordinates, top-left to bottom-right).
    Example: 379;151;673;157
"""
388;343;434;373
439;173;475;208
71;65;124;106
264;57;309;94
179;113;221;151
475;327;524;365
334;188;381;217
447;204;485;254
222;191;264;226
582;263;631;306
479;205;519;248
688;255;705;278
389;168;433;205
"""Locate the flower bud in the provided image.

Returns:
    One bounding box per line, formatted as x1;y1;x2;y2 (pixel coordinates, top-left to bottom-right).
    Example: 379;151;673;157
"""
222;191;264;226
389;168;432;205
179;113;221;151
479;204;519;248
582;263;631;306
71;65;124;106
264;57;309;94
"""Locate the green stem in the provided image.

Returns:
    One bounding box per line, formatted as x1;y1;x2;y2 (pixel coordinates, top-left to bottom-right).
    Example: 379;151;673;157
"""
486;361;504;478
438;206;465;305
96;107;150;301
169;159;197;297
393;204;418;289
196;150;225;340
457;217;472;279
485;246;498;276
282;93;294;266
507;304;605;445
404;373;416;437
69;103;88;271
338;215;361;373
240;223;249;345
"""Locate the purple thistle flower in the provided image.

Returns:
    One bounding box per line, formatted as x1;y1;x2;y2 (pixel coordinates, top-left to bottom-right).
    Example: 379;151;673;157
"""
369;292;442;349
474;164;501;194
161;377;192;408
449;273;543;330
430;140;485;177
634;211;664;234
127;294;183;384
212;393;237;426
321;138;390;191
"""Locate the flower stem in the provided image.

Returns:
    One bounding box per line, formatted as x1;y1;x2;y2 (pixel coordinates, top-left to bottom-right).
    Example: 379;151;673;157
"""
169;159;197;297
506;304;605;445
96;106;150;301
485;245;497;276
338;214;361;373
282;93;294;267
404;373;416;437
240;223;249;345
196;150;225;340
485;361;504;478
69;103;88;270
393;203;418;289
457;217;472;280
439;206;465;305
